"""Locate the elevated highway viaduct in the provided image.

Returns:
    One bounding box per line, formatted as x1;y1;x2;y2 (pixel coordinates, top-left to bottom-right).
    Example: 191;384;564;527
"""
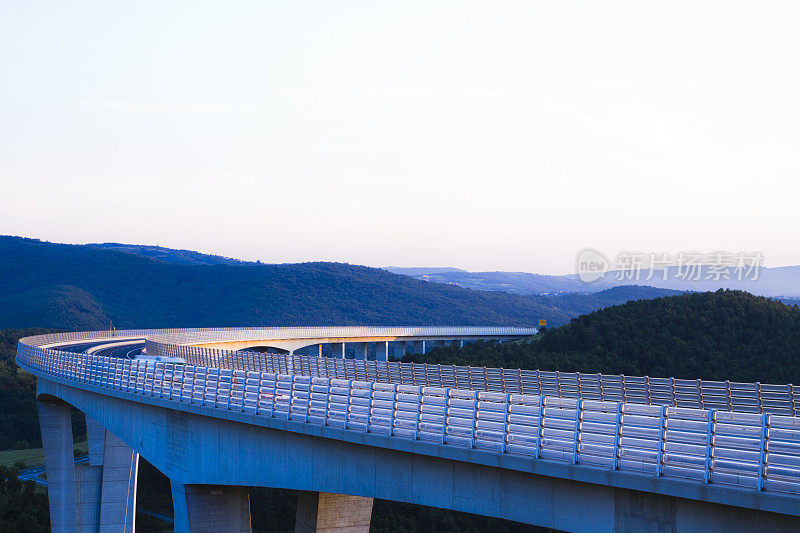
18;327;800;532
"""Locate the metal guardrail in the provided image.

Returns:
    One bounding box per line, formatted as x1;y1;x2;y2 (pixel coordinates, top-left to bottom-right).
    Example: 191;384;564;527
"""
147;341;800;417
16;337;800;498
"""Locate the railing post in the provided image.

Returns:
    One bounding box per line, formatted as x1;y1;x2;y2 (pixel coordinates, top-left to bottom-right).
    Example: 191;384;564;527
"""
790;384;797;417
757;412;770;491
442;389;451;444
414;386;423;440
304;378;310;423
470;392;479;448
612;402;622;471
572;398;582;464
345;380;353;430
501;392;511;453
698;379;704;409
656;404;666;477
270;374;278;417
756;382;763;412
535;395;545;459
670;377;677;406
213;369;219;408
390;383;398;436
289;375;297;420
323;378;331;427
179;363;186;404
703;408;716;483
726;380;732;411
366;381;375;433
598;373;604;401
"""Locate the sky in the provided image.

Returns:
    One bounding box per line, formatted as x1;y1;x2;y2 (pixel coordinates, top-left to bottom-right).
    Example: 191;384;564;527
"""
1;1;799;274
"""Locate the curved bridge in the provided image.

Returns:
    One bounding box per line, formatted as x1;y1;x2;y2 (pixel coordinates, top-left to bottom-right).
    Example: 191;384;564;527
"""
17;328;800;533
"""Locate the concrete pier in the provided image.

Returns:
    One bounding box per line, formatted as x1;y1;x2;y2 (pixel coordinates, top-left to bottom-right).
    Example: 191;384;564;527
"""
354;342;368;360
331;343;345;359
296;491;373;533
76;461;103;531
394;341;406;359
375;341;388;362
171;482;252;533
39;407;139;533
38;398;78;532
98;430;139;533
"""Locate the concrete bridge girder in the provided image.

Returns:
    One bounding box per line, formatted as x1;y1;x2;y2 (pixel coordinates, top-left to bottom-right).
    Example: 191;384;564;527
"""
190;335;512;355
35;378;800;533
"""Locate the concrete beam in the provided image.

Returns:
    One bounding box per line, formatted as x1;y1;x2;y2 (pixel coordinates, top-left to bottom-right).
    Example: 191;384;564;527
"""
171;482;252;533
40;379;800;533
38;398;78;532
296;491;373;533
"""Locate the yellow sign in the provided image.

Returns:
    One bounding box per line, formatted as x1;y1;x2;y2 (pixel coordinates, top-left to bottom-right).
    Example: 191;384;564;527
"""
538;319;547;326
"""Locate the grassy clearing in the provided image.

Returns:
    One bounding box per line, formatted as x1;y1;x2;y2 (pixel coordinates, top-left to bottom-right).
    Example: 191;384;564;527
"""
0;441;88;468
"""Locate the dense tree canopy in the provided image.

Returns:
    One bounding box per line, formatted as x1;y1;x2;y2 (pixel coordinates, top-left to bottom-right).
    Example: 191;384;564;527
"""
405;290;800;385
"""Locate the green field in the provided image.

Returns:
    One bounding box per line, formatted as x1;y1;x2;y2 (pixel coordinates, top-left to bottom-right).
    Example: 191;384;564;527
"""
0;441;88;468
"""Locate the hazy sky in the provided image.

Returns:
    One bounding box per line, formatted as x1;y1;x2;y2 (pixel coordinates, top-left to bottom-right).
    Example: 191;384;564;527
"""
1;1;798;274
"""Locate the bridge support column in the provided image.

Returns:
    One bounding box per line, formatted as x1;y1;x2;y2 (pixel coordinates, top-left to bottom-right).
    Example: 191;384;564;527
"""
331;343;345;359
295;491;373;533
76;462;102;531
98;427;139;532
38;398;78;532
394;341;406;359
171;482;252;533
375;341;388;362
354;342;368;360
83;415;140;533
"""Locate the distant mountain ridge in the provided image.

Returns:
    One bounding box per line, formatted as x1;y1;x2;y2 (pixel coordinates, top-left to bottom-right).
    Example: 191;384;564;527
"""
0;236;684;331
88;242;253;266
383;265;800;297
382;268;610;295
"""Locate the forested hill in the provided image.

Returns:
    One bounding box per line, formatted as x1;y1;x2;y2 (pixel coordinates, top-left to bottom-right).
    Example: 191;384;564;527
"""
0;236;682;330
406;290;800;384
